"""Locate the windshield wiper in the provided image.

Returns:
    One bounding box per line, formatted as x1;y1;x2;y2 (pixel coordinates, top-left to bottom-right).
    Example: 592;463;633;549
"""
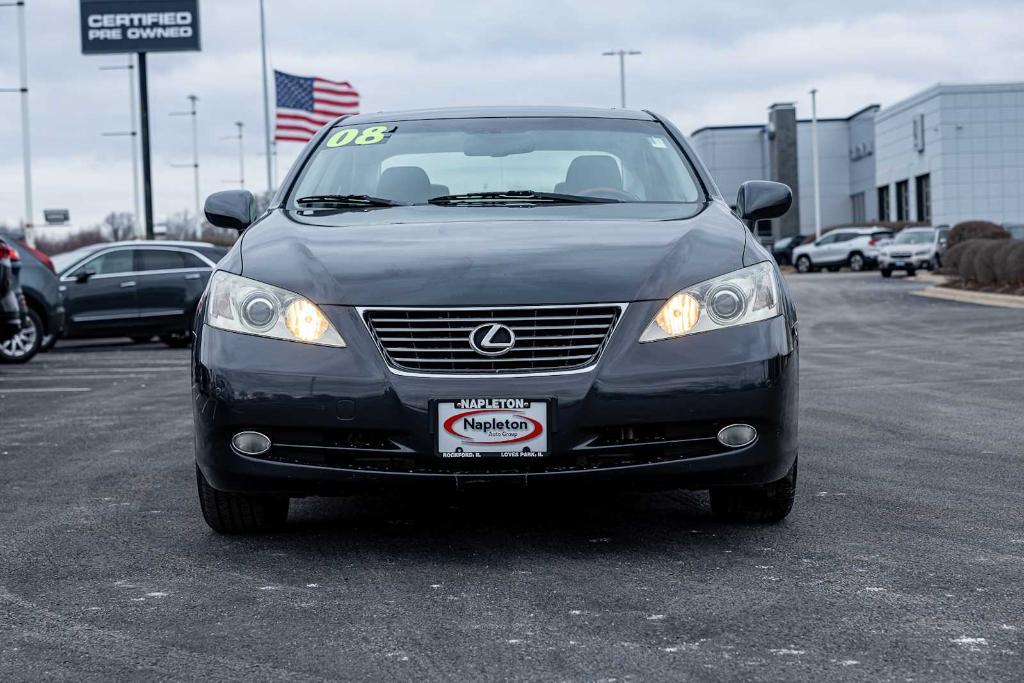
296;194;405;207
428;191;620;205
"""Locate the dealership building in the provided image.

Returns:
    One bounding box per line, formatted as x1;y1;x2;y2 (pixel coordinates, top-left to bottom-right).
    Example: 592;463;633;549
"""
690;82;1024;240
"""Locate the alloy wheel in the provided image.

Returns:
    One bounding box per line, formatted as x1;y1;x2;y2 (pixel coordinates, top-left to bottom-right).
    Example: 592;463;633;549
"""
849;254;864;271
0;315;39;361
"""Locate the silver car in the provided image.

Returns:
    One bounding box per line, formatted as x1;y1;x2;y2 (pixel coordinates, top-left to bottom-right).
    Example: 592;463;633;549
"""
878;227;950;277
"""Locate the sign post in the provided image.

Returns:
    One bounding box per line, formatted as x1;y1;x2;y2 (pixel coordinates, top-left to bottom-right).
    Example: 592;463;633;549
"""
80;0;201;240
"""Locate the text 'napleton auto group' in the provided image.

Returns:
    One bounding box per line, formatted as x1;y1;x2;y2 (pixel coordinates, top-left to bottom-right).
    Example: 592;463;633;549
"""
691;82;1024;240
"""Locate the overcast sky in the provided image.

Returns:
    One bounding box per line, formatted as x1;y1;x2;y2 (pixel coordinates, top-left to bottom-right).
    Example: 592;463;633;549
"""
1;0;1023;228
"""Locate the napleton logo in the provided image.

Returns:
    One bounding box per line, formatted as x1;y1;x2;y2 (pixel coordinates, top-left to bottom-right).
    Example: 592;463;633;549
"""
468;323;516;357
442;409;544;445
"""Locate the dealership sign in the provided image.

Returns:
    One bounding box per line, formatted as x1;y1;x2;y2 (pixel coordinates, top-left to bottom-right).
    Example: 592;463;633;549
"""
80;0;200;54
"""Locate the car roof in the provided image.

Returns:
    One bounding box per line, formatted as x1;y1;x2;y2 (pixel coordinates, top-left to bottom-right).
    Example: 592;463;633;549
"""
335;106;657;126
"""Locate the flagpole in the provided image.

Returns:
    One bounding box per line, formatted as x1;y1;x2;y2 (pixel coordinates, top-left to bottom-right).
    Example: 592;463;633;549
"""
259;0;273;195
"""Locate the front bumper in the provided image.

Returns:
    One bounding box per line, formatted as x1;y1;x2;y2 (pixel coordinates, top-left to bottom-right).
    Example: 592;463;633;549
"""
879;254;931;269
192;301;798;496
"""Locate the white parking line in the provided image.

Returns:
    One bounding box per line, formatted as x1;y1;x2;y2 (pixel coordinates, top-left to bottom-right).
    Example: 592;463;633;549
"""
0;375;160;381
0;388;92;394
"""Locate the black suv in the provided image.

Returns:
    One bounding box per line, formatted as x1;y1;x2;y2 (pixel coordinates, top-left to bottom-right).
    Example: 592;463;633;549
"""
55;241;226;347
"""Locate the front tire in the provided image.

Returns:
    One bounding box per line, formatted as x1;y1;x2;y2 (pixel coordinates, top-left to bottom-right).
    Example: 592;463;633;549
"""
710;458;797;523
0;309;42;364
848;252;865;272
881;268;893;278
196;467;289;534
795;256;813;274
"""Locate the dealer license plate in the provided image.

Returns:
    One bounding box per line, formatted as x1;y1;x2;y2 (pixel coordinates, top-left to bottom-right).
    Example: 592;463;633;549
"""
436;398;548;458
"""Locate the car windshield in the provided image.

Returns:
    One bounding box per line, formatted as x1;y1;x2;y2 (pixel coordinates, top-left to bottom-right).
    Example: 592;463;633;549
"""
289;117;704;209
893;230;935;245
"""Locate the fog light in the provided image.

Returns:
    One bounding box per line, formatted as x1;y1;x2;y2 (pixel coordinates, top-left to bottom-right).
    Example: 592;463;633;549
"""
717;424;757;448
232;431;271;455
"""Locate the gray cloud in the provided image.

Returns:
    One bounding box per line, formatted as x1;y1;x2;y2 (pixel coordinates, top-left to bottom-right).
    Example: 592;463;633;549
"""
1;0;1022;227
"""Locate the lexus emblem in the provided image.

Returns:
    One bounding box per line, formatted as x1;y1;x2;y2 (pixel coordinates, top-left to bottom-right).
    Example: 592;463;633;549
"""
469;323;516;357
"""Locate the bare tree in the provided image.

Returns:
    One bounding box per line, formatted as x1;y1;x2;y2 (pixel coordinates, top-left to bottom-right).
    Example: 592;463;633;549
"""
103;212;136;241
163;210;197;240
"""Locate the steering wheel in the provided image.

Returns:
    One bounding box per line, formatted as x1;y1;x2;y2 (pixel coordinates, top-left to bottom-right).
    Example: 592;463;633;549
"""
576;187;639;202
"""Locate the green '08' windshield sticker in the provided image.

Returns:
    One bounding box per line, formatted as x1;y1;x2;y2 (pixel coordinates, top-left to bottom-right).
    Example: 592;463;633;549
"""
324;125;396;148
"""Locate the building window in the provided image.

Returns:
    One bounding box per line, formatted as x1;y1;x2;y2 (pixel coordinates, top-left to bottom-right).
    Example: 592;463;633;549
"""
895;180;909;221
851;192;866;223
877;185;890;221
915;173;931;224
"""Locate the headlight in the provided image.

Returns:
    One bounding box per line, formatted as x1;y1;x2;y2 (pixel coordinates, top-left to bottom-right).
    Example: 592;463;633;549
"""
206;271;346;347
914;249;931;256
640;261;780;342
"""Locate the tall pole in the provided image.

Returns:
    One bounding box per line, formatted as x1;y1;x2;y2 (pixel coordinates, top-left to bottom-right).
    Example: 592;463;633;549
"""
602;49;641;109
128;56;141;237
810;88;822;240
100;60;142;237
259;0;274;194
16;0;34;247
236;121;245;188
189;94;200;236
170;95;201;236
138;52;154;239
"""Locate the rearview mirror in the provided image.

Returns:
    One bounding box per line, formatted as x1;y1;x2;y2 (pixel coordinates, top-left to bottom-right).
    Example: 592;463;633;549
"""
75;269;96;283
205;190;258;232
735;181;793;221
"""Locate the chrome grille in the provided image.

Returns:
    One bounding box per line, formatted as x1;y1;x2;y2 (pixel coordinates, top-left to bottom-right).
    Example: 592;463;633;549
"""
362;304;625;375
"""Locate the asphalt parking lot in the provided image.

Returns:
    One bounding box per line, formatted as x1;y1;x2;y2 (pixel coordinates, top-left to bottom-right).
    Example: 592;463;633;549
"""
0;271;1021;681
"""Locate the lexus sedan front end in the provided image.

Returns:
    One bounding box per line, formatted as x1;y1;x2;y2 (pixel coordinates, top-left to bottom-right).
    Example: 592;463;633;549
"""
192;107;799;533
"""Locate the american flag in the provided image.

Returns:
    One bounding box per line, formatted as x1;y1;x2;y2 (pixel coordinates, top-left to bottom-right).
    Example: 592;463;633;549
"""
274;70;359;143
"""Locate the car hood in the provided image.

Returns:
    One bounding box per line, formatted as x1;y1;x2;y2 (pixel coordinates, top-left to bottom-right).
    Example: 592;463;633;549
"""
231;202;748;306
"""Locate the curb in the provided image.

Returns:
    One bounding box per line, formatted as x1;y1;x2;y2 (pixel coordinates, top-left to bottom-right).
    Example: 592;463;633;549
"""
911;286;1024;309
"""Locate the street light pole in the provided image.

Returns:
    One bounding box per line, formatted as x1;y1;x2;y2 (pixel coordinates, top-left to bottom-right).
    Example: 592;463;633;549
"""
1;1;36;246
99;59;142;238
170;95;201;237
235;121;245;188
810;88;822;240
259;0;274;194
222;121;245;188
602;49;641;109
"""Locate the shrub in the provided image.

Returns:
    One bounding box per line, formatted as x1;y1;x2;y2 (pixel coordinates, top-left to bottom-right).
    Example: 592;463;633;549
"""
947;220;1010;248
948;239;1024;287
941;241;972;274
1001;240;1024;285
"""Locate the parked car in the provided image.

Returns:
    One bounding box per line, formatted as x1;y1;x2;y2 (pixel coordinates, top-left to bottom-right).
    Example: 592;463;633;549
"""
55;240;226;347
771;234;810;266
878;227;951;277
0;236;32;361
192;106;800;533
791;227;894;273
0;239;20;343
0;239;65;362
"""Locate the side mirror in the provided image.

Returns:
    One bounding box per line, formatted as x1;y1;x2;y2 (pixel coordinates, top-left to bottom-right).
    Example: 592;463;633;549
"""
939;237;948;247
736;181;793;221
75;269;96;283
204;190;258;232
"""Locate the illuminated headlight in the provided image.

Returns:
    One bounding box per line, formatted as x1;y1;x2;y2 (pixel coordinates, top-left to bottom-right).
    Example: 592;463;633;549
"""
206;271;345;347
640;261;780;342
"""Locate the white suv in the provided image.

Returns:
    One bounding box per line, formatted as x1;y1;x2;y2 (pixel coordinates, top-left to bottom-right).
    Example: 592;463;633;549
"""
878;227;951;277
791;228;894;273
